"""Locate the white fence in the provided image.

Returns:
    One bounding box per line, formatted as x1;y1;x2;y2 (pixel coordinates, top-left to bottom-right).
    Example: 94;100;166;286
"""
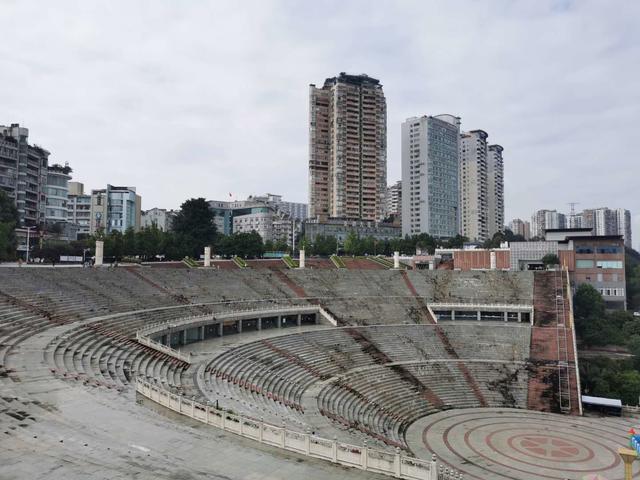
136;333;192;363
136;379;437;479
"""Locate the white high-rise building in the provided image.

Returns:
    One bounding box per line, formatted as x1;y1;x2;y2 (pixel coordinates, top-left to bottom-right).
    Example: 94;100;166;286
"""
459;130;489;242
487;144;504;238
615;208;632;248
530;209;566;238
385;180;402;220
459;131;504;242
582;207;632;248
401;114;460;238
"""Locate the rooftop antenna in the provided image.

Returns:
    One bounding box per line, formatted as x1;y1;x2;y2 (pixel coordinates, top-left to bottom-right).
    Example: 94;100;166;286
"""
568;202;580;216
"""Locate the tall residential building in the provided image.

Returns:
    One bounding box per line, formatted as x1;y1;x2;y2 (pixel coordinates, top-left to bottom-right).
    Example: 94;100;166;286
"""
487;144;504;238
459;130;489;242
530;209;566;238
509;218;531;240
615;208;632;248
67;182;91;237
401;114;460;238
0;124;49;226
582;207;632;248
567;213;583;228
90;185;141;234
385;180;402;221
45;164;72;226
308;72;387;221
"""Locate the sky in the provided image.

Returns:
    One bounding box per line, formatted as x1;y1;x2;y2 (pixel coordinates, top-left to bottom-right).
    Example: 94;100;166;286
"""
1;0;639;248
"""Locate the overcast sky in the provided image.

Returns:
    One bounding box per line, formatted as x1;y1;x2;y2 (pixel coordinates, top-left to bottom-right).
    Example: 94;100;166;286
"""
2;0;638;247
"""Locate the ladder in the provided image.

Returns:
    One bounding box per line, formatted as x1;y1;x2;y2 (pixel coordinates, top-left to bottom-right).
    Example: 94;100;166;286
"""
555;269;571;413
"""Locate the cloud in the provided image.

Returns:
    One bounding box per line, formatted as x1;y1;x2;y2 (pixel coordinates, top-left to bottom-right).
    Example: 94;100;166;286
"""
0;0;638;247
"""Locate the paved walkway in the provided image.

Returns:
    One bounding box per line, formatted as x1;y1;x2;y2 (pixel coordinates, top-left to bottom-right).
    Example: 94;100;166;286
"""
406;408;640;480
0;324;388;480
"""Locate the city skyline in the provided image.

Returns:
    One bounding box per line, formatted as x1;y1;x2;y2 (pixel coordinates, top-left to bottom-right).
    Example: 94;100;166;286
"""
2;1;638;247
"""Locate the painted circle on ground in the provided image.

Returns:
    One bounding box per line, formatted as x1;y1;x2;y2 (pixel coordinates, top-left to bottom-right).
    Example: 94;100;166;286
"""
507;433;591;462
408;408;636;480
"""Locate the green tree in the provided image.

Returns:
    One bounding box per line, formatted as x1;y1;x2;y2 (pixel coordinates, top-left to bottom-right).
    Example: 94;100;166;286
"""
0;190;18;260
574;283;606;322
123;227;137;257
343;230;360;256
612;370;640;405
172;198;217;257
542;253;560;267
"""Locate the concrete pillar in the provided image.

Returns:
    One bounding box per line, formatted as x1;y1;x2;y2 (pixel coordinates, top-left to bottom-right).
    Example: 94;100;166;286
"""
517;311;522;323
394;447;401;477
218;323;223;337
451;310;455;321
297;314;301;326
299;249;305;269
619;447;637;480
393;251;400;269
199;326;205;340
504;311;509;322
237;320;242;333
257;318;262;330
490;251;497;270
180;330;187;345
314;313;319;324
277;316;282;328
204;246;211;267
95;240;104;266
477;311;482;321
361;441;368;469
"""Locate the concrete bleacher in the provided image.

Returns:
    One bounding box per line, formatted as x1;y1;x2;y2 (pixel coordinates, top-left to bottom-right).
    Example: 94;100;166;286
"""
317;360;528;448
0;266;568;454
200;323;532;445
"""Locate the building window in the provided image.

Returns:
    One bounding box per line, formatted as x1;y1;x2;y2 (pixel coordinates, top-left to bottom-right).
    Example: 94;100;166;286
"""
576;260;594;269
596;260;623;269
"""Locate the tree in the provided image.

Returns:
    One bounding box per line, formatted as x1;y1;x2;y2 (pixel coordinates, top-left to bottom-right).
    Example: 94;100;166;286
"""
612;370;640;405
343;231;359;256
0;190;18;260
574;283;606;321
542;253;560;268
172;198;217;258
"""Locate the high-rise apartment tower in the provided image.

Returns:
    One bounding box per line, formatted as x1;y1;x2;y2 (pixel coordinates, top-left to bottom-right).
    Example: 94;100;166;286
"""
308;73;387;221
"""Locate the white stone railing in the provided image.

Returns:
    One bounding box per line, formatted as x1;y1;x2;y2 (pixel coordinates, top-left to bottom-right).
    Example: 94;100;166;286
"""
136;379;437;480
136;332;192;363
135;306;337;364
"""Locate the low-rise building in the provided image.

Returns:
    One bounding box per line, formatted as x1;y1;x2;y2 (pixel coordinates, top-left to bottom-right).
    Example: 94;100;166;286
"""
67;182;91;237
90;185;141;234
141;208;175;231
304;218;401;244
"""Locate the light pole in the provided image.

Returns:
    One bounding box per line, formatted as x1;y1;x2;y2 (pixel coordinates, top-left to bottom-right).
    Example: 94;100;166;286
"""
24;226;35;263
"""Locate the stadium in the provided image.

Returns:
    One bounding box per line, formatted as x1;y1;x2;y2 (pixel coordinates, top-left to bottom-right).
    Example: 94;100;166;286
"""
1;262;637;480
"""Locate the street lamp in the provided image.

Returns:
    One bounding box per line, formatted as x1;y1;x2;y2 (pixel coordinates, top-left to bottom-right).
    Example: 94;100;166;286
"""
24;226;35;263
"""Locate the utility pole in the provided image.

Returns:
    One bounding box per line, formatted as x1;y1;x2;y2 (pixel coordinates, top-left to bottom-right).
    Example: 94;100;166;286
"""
567;202;580;216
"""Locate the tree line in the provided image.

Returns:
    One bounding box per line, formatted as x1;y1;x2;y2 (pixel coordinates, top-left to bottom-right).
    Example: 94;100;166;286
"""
574;283;640;404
